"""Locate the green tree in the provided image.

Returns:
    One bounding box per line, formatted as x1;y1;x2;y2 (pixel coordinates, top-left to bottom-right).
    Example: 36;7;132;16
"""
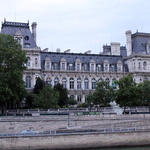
34;85;59;109
138;80;150;111
54;83;69;107
0;34;27;114
87;80;115;107
33;77;45;94
115;74;141;112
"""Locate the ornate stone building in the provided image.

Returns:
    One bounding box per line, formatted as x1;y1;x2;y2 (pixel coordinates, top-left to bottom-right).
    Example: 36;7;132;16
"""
1;20;150;103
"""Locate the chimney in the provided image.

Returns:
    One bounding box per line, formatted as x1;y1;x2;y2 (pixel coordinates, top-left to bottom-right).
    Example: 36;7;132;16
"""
125;30;132;56
32;22;37;43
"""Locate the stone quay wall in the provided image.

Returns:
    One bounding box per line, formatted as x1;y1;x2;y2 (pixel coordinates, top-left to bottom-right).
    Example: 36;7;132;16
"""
0;131;150;150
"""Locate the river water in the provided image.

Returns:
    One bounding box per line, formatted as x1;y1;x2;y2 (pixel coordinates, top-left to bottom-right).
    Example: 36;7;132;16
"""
38;146;150;150
88;146;150;150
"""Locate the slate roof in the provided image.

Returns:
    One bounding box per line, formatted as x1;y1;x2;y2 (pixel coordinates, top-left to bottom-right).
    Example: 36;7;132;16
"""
132;32;150;54
1;20;37;48
41;51;124;70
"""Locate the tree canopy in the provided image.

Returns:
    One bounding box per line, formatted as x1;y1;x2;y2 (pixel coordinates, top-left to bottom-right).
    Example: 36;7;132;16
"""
0;34;27;112
138;80;150;111
87;80;115;107
34;85;59;109
54;83;69;107
33;77;45;94
115;74;141;111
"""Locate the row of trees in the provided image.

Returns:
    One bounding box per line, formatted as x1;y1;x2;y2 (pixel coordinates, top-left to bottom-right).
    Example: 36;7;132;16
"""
87;74;150;112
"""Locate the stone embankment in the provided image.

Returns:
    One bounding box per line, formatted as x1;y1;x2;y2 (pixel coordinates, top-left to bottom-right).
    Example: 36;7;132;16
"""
0;114;150;149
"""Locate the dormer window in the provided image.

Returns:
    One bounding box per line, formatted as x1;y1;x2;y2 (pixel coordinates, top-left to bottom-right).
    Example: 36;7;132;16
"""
25;43;30;48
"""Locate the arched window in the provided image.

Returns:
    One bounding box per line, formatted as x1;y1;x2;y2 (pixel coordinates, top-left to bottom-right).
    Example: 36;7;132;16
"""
26;76;31;88
92;78;96;89
54;77;59;86
70;78;74;89
143;62;147;70
62;78;67;88
99;78;103;82
26;57;31;67
46;78;51;85
77;78;82;89
35;58;38;67
84;78;89;89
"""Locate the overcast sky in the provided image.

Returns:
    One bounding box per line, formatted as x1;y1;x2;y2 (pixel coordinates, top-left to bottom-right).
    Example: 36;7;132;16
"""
1;0;150;54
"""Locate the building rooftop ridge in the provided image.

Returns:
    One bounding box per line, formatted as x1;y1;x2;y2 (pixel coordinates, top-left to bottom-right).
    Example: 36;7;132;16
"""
2;20;29;28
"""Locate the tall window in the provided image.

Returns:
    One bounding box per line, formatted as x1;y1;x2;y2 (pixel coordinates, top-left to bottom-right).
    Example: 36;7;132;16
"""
104;64;108;72
62;78;67;88
84;78;89;89
92;78;96;89
90;64;94;71
143;62;147;70
53;63;58;70
26;57;31;67
77;78;82;89
70;78;74;89
76;63;80;71
62;63;65;70
97;64;102;72
111;64;115;72
26;76;31;88
46;78;51;85
68;63;74;70
35;58;38;67
54;77;59;86
84;64;88;71
46;62;50;70
77;95;82;102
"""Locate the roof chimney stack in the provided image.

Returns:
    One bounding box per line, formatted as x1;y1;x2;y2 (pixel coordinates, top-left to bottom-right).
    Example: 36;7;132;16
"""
32;22;37;43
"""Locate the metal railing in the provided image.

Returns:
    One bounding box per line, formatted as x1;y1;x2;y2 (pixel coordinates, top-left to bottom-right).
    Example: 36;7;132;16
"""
0;127;149;137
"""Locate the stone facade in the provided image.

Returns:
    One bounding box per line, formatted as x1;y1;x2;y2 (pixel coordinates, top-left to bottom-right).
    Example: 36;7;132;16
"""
1;19;150;103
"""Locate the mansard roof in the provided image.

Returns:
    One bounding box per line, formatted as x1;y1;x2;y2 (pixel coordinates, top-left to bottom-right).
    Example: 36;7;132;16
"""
1;20;37;48
41;51;124;69
132;32;150;54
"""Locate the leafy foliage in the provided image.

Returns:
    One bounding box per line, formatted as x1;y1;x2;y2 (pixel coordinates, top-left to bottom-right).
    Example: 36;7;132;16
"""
138;80;150;111
0;34;27;112
115;74;141;111
34;85;59;109
87;80;115;107
33;77;45;94
54;83;69;107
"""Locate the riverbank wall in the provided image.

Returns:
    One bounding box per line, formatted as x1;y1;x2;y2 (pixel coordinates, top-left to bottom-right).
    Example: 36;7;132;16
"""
0;131;150;150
